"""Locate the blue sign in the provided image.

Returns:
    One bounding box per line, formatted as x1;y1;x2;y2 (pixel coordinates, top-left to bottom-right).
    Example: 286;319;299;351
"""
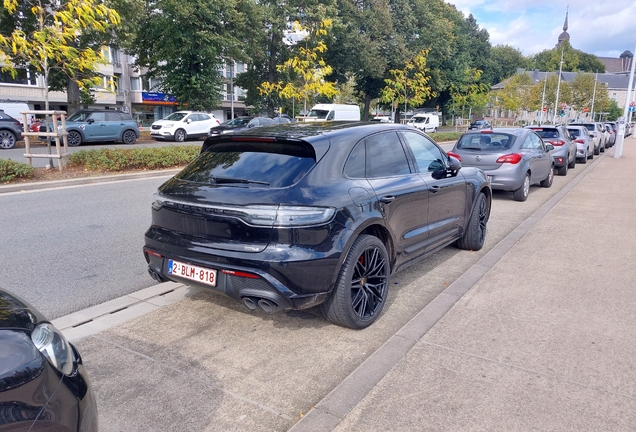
142;92;177;105
629;106;635;113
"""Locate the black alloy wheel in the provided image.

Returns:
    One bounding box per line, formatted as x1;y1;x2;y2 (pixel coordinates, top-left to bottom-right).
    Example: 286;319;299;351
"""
456;193;489;251
322;235;390;329
67;130;82;147
122;130;137;144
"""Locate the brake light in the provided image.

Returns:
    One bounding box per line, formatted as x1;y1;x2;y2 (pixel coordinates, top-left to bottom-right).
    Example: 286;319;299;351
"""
574;139;585;144
480;130;493;134
230;137;275;142
549;140;565;146
447;151;462;161
222;269;259;279
496;153;522;164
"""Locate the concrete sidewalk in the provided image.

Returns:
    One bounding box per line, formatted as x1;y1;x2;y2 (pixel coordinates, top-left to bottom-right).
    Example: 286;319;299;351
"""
294;139;636;430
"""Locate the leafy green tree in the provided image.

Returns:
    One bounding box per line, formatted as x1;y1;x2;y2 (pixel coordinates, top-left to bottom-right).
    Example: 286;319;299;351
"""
531;41;605;73
235;0;336;115
483;45;529;85
0;0;120;110
129;0;255;111
448;68;490;118
607;99;622;121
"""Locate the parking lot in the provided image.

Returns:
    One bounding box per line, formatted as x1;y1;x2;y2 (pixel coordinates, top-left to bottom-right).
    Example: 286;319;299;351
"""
41;140;636;431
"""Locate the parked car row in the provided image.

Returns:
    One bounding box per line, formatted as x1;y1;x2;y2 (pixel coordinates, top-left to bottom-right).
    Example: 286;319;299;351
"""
448;121;611;202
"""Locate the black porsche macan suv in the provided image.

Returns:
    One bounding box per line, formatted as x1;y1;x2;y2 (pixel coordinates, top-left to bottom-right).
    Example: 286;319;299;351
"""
144;122;491;329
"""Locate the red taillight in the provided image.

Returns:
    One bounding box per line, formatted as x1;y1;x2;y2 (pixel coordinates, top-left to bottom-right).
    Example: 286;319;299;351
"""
144;248;163;258
574;139;585;144
496;153;522;164
222;269;259;279
549;140;565;146
480;130;493;134
447;151;462;162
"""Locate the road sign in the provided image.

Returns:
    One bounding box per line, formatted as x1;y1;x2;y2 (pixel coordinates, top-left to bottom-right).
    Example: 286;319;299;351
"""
542;107;547;112
561;103;567;109
630;101;636;107
629;106;635;113
583;107;589;112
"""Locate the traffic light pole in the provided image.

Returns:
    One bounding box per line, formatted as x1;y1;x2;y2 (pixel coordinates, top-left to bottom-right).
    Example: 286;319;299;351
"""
615;39;636;158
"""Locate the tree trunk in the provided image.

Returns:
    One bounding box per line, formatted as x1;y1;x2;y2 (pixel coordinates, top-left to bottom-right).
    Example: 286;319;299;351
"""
363;93;371;121
67;79;80;112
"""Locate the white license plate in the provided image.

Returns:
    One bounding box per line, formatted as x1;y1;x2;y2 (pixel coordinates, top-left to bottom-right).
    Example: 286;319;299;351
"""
168;259;217;287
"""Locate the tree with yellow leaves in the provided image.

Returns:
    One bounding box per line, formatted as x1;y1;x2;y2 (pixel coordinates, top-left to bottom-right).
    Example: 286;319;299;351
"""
0;0;120;110
259;19;338;116
381;50;434;120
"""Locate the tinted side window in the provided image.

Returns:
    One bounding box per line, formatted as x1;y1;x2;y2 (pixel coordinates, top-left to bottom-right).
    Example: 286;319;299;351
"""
401;131;445;172
200;114;210;121
106;112;121;121
89;112;106;122
344;142;365;178
365;132;411;178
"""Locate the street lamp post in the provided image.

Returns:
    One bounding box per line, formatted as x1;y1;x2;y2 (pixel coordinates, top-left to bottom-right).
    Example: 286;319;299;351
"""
552;47;565;124
615;40;636;158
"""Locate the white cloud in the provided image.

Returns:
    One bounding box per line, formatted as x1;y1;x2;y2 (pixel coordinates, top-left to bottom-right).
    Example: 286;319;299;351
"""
445;0;636;57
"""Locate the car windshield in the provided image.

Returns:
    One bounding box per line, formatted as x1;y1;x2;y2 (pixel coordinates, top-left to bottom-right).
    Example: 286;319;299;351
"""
568;128;583;137
67;111;92;122
472;121;486;125
308;109;329;119
163;112;188;121
176;141;316;188
411;117;427;123
224;117;252;127
581;124;595;132
532;129;559;139
456;133;512;150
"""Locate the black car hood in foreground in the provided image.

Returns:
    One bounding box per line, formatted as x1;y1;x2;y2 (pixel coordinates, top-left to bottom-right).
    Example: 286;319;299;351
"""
0;290;42;331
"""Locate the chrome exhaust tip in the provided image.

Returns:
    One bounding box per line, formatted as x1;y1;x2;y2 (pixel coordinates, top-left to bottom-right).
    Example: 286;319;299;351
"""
257;298;278;314
242;297;258;311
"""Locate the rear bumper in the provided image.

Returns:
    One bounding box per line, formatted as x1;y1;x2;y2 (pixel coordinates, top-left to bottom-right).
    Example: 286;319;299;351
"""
143;233;339;311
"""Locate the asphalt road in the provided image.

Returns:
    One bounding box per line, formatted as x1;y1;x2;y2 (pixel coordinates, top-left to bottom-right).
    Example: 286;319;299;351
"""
0;174;173;319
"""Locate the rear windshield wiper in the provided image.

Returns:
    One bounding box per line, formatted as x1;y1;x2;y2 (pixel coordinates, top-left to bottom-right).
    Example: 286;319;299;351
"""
212;176;270;185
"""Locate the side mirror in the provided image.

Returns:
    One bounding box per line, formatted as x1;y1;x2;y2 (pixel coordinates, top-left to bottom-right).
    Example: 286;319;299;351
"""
186;118;192;124
87;118;94;124
545;144;555;151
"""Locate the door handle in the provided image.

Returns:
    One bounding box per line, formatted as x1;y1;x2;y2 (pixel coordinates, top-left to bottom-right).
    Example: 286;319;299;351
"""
428;186;440;193
380;196;395;204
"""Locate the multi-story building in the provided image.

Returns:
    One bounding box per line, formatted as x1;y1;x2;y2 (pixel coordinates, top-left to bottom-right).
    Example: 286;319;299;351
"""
0;47;248;126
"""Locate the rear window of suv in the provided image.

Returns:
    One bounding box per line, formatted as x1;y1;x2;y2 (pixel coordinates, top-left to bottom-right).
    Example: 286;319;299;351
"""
176;141;316;188
456;133;513;150
530;128;560;139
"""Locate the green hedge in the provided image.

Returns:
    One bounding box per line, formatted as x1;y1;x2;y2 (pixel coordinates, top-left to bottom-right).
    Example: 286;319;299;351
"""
68;145;200;171
0;159;35;183
429;131;463;142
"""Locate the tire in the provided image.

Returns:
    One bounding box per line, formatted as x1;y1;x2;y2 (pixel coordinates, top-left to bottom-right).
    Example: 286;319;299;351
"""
557;162;568;176
540;165;554;187
456;193;489;251
587;149;593;160
594;144;600;155
578;155;587;164
0;130;17;149
321;235;390;329
174;129;187;142
568;154;576;169
67;130;82;147
513;173;530;202
122;129;137;144
600;143;605;153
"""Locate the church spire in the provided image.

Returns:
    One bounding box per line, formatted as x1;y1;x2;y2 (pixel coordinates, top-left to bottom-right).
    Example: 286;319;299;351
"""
557;6;570;47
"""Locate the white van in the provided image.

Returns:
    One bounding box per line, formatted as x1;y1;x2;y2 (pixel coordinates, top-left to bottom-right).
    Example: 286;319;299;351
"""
407;113;439;132
305;104;360;122
0;102;34;127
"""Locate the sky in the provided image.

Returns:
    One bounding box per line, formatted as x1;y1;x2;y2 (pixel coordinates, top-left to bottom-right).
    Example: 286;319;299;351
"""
445;0;636;58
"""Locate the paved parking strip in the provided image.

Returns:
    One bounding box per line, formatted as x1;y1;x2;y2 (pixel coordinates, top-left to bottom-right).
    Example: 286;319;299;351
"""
45;140;624;430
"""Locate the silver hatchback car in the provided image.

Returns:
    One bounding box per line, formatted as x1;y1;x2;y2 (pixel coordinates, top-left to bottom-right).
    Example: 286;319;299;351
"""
449;128;555;202
567;125;594;163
